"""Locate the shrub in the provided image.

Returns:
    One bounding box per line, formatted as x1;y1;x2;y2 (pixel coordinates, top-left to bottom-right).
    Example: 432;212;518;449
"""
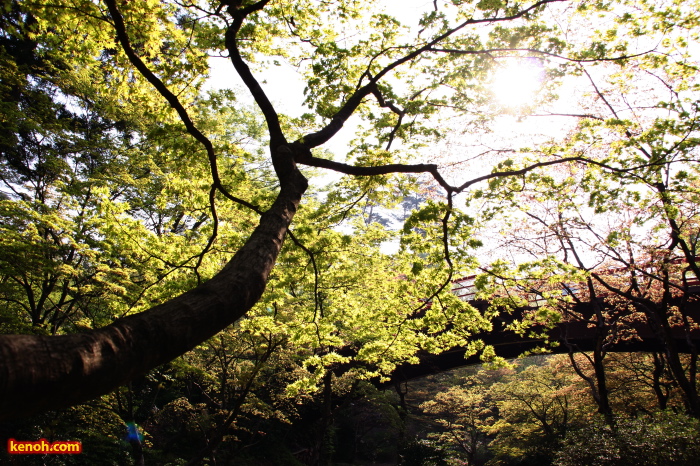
554;412;700;466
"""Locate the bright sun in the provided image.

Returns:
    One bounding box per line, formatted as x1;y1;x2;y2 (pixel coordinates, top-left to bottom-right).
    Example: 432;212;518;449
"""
491;59;545;108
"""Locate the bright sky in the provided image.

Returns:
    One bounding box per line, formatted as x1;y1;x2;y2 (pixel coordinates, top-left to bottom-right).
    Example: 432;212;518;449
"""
205;1;564;161
205;0;435;158
200;1;636;262
202;1;700;274
203;0;577;222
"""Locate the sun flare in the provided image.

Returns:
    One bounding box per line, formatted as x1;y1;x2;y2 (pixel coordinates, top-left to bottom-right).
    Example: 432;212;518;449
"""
491;59;545;108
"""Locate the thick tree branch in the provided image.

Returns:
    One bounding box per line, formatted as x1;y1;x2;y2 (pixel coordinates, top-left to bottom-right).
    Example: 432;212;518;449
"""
298;155;596;196
300;156;452;191
0;175;306;420
223;0;285;149
0;0;309;421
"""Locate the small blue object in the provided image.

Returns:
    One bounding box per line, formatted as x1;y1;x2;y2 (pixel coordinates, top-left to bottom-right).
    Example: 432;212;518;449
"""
126;422;143;442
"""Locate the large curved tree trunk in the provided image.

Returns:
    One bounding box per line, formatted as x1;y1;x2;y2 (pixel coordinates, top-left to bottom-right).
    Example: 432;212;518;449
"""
0;169;307;420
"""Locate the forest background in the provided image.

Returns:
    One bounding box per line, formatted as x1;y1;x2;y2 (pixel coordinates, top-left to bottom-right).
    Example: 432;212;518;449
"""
2;0;700;464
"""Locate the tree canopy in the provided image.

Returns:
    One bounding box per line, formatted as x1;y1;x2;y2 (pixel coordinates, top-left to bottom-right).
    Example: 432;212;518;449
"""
1;0;700;428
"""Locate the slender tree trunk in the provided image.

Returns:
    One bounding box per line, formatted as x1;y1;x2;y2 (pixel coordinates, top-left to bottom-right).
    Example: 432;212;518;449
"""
313;371;334;466
124;385;146;466
566;297;615;427
663;345;700;416
644;304;700;417
652;352;670;411
393;378;408;451
309;371;334;465
127;424;145;466
592;336;614;426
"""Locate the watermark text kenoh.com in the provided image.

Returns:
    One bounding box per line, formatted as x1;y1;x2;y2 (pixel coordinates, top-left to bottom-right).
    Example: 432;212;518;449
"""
7;438;82;454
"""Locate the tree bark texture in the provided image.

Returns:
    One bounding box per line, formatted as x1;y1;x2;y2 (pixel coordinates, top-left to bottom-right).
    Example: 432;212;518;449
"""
0;167;308;420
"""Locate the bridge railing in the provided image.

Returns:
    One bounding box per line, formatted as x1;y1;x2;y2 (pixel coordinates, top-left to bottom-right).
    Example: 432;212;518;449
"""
451;261;700;308
452;275;477;302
